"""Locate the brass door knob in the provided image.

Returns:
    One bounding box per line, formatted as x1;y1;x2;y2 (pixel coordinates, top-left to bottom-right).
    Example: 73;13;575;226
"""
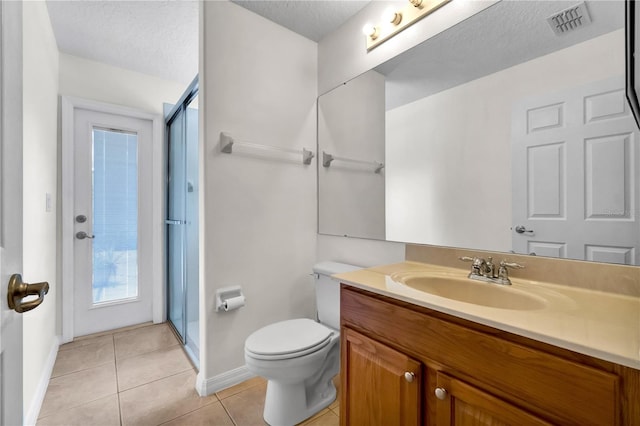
7;274;49;313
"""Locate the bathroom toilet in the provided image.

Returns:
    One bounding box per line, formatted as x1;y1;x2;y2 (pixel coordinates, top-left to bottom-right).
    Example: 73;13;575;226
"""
244;261;360;426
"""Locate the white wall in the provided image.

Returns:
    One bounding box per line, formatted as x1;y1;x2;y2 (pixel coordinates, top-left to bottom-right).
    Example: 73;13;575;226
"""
22;1;59;421
316;0;495;267
318;70;386;240
200;1;317;384
59;53;187;116
386;29;625;252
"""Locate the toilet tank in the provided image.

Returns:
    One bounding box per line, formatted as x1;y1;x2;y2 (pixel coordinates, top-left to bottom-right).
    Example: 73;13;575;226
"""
313;262;361;331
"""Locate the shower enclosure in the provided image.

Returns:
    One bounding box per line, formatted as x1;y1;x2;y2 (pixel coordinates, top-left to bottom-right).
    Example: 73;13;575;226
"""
165;76;199;366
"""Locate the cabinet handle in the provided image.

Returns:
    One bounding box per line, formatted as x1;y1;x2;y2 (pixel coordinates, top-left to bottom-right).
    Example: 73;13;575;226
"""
434;387;447;400
404;372;415;383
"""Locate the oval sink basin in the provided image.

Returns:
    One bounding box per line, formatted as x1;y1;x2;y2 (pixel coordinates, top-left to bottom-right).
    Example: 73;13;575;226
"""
390;272;548;311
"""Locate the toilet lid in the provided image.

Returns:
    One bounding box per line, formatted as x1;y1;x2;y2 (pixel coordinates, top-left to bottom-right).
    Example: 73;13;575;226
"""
245;318;333;357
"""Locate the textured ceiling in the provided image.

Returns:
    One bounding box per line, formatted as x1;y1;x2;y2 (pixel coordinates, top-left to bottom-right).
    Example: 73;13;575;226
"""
377;0;624;109
46;0;199;84
231;0;371;42
46;0;369;85
45;0;621;97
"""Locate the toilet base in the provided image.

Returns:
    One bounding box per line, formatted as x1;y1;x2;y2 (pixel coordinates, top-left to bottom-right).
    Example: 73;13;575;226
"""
263;378;336;426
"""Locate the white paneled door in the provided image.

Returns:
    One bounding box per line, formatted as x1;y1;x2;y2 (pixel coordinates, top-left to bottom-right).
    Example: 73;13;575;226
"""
1;2;24;424
72;108;154;336
512;77;640;264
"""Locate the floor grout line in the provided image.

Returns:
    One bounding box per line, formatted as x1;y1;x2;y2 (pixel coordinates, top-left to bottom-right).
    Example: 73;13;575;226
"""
117;391;124;426
155;398;224;426
218;397;238;426
69;322;156;343
117;367;195;394
115;341;183;363
114;333;123;426
215;380;265;401
37;369;120;420
50;335;117;379
36;393;120;424
57;337;114;353
113;337;181;363
49;359;114;380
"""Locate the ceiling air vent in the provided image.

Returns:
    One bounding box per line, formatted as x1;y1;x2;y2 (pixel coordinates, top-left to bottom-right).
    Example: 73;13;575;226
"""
547;2;592;35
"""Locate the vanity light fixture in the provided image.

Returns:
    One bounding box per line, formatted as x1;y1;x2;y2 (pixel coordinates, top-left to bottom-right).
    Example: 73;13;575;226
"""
362;23;379;40
385;9;403;25
365;0;452;51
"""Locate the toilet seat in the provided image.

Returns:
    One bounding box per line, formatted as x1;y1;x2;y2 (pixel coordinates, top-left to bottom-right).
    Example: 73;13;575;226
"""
245;318;335;360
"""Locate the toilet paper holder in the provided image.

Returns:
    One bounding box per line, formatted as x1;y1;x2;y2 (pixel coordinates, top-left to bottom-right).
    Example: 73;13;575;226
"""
215;285;246;312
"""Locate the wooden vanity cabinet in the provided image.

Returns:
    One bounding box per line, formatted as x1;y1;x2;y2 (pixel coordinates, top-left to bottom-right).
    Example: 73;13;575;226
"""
433;371;551;426
341;328;421;426
341;326;549;426
340;286;640;426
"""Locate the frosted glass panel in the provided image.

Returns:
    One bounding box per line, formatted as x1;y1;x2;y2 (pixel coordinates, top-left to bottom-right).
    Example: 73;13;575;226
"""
92;128;138;304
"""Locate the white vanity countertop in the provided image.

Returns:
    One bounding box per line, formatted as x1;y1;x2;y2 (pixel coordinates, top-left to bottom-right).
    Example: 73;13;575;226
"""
334;261;640;370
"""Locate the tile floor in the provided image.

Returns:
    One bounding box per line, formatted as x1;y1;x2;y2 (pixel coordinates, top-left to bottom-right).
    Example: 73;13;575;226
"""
37;322;340;426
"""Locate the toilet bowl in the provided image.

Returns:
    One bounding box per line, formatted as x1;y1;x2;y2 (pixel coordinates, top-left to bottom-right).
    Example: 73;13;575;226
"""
243;262;360;426
245;318;339;425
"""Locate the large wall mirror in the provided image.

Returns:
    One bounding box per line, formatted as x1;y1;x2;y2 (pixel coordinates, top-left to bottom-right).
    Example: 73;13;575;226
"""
318;0;640;265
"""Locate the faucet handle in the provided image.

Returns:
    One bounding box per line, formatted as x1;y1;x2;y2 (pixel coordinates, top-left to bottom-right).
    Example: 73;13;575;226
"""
459;256;486;276
499;260;525;269
496;260;524;284
459;256;486;265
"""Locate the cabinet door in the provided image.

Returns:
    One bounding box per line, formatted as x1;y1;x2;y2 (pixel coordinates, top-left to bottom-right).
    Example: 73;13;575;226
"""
434;372;551;426
341;328;421;426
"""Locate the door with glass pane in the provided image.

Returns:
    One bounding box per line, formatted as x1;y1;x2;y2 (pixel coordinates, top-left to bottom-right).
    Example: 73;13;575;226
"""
73;108;153;336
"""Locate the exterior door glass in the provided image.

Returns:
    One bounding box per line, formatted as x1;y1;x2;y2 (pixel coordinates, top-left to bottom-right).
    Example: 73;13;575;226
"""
92;128;139;304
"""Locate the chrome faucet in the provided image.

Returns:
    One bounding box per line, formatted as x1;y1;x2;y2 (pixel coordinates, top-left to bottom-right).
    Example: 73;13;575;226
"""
459;256;524;285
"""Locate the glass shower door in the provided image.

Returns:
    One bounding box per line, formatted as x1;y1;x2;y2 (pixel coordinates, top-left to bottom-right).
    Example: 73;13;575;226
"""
166;76;199;365
184;98;200;358
167;110;187;343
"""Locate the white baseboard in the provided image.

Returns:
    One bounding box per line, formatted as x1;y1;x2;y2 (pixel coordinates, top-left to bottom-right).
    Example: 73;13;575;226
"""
24;336;60;426
195;365;255;397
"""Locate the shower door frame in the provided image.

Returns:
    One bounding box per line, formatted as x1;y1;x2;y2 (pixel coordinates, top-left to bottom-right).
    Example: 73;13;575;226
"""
165;76;199;349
